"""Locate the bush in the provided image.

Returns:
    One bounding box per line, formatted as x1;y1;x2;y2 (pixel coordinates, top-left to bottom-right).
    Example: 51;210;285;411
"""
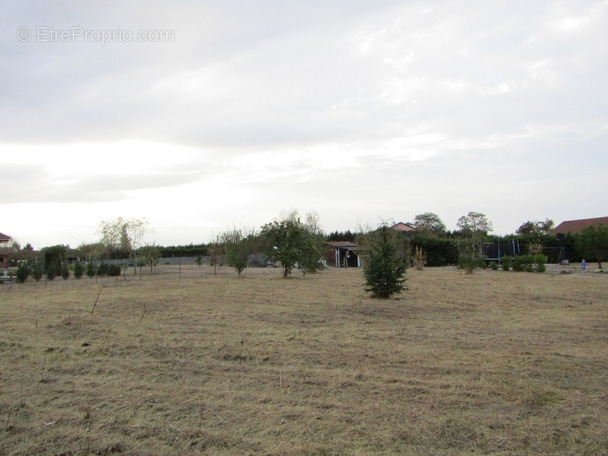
513;255;533;272
16;262;30;283
489;261;498;270
512;254;547;273
501;256;512;271
534;254;547;273
458;254;485;273
97;262;108;277
106;264;122;276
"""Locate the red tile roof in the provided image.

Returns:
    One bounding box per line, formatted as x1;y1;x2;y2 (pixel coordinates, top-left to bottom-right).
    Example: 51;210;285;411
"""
391;222;416;232
550;217;608;235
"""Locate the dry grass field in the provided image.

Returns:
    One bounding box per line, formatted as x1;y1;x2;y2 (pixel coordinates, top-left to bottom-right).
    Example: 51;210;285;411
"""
1;265;607;455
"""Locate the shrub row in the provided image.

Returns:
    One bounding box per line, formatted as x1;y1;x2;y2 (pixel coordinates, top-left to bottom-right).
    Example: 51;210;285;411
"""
13;261;122;283
490;254;547;273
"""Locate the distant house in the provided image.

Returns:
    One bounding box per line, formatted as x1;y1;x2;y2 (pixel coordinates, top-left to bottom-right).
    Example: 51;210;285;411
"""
324;241;363;268
550;217;608;239
391;222;417;233
0;232;12;269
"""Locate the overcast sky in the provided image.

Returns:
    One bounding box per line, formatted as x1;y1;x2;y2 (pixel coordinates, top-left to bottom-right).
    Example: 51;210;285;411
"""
2;1;607;248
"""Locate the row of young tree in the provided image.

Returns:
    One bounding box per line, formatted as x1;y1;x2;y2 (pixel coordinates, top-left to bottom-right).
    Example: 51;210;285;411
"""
7;212;608;298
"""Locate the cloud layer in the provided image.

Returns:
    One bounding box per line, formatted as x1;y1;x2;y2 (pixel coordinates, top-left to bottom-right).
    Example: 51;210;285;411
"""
1;1;607;247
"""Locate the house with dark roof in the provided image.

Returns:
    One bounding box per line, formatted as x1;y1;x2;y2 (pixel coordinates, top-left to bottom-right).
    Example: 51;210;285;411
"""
0;232;12;269
550;217;608;239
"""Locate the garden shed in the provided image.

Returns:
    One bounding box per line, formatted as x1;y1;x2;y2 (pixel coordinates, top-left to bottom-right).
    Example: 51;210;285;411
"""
324;241;363;268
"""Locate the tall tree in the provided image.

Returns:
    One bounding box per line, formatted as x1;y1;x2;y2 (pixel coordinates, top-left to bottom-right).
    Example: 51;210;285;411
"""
456;212;493;274
413;212;447;236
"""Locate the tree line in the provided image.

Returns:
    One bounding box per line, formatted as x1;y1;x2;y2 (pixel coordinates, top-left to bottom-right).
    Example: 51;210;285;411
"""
6;212;608;299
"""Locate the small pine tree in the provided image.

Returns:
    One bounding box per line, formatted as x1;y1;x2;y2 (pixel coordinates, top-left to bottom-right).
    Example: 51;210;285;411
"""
74;261;85;279
363;224;408;299
16;262;31;283
61;262;70;280
97;262;108;277
31;262;44;281
46;266;56;281
86;261;96;278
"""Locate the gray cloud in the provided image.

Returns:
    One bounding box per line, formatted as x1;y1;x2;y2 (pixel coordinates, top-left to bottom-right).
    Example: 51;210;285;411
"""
1;1;607;246
0;161;208;204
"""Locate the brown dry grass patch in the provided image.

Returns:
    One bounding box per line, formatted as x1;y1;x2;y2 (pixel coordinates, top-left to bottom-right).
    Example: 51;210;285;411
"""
1;266;607;455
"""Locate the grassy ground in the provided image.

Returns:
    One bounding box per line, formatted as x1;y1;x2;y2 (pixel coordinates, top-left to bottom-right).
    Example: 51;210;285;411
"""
1;265;607;455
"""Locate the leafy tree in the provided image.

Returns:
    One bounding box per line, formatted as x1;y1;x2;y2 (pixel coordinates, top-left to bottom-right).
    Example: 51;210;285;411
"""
516;219;554;253
98;217;149;274
516;219;554;236
361;223;408;299
78;242;105;262
221;228;256;277
138;244;161;272
298;212;325;275
456;212;493;274
574;224;608;269
260;211;325;277
414;212;447;236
